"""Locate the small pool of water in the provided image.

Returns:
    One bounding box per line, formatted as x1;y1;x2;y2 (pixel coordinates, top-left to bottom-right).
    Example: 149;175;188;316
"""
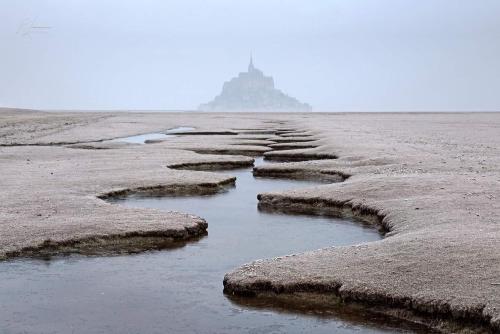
110;126;195;144
112;132;173;144
167;126;196;133
0;158;424;334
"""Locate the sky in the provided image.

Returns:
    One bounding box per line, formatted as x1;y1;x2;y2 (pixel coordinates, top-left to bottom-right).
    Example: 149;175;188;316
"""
0;0;499;112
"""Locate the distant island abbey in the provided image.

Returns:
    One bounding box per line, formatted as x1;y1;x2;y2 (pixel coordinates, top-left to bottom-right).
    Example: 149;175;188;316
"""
199;57;312;111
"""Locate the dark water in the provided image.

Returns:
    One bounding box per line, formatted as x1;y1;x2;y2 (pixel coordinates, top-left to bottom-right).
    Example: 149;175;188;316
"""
0;158;422;334
110;126;195;144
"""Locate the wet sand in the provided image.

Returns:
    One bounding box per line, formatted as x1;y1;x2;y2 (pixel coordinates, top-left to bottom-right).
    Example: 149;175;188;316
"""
0;159;410;334
0;109;499;332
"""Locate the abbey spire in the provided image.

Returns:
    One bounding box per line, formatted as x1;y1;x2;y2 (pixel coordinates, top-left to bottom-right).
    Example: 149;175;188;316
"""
248;54;255;72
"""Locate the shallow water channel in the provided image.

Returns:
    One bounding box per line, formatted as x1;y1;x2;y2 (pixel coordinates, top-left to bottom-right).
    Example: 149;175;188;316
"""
110;126;195;144
0;157;424;333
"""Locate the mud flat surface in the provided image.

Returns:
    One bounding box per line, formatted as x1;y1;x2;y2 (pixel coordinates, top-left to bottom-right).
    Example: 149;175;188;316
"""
0;159;411;334
1;109;499;333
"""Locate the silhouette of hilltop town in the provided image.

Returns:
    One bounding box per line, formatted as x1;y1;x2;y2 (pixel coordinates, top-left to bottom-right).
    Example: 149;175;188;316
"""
199;57;311;111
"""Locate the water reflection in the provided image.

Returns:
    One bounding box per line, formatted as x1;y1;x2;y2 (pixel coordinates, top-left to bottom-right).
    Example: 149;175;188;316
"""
111;126;195;144
0;158;425;334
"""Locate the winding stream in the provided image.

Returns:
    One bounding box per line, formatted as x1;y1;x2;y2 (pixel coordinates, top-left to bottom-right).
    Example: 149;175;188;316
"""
0;139;426;333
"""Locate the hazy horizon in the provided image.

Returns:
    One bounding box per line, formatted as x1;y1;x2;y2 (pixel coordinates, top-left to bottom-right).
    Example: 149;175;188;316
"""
1;0;499;112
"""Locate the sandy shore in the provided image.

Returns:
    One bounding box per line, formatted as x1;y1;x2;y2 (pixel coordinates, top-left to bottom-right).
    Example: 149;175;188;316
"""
1;109;499;332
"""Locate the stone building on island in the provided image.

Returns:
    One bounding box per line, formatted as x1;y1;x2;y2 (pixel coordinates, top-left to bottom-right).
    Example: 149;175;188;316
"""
199;57;312;111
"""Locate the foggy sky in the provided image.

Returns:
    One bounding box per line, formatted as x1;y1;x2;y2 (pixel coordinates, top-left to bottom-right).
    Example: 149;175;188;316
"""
1;0;499;111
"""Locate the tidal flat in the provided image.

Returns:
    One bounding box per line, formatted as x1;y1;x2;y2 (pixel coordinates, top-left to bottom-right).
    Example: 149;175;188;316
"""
0;109;499;333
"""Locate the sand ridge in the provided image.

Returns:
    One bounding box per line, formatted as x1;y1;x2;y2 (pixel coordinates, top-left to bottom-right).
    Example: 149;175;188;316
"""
1;109;499;332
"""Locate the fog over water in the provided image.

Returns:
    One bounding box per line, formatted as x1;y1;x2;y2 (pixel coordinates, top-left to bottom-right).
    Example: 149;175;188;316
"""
1;0;499;111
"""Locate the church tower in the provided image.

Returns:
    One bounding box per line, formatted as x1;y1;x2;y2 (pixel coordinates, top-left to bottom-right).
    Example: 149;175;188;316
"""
248;55;255;72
